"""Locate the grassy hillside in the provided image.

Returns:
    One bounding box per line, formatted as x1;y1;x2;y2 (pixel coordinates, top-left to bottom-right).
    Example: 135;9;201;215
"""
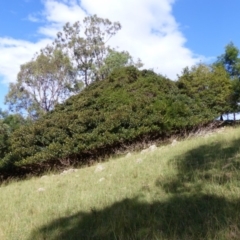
1;126;240;239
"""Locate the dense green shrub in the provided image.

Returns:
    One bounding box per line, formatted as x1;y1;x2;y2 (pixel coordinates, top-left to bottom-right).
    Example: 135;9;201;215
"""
1;67;214;173
177;64;232;116
0;112;27;160
0;121;10;160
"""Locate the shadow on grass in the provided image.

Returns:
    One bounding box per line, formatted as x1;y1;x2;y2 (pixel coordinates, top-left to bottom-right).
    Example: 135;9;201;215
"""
29;194;240;240
29;135;240;240
158;137;240;194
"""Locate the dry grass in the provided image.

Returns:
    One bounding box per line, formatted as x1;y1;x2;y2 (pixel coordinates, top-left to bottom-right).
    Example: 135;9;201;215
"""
1;126;240;239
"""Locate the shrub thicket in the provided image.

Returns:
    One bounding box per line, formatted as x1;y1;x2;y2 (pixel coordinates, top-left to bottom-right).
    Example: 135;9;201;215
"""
1;67;215;174
0;113;27;160
177;64;232;116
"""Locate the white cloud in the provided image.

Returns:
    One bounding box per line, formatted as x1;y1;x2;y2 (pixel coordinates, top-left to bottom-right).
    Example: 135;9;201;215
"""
38;0;86;37
0;38;51;83
28;14;41;22
0;0;204;84
43;0;86;24
80;0;203;79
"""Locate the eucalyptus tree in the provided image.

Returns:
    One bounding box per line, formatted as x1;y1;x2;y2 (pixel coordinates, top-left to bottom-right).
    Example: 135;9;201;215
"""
5;45;81;119
5;15;142;120
55;14;142;86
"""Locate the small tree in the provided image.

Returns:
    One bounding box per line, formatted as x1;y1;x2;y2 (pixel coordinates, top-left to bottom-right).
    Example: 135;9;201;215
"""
216;42;240;79
215;42;240;119
99;49;143;79
177;64;232;119
5;45;81;119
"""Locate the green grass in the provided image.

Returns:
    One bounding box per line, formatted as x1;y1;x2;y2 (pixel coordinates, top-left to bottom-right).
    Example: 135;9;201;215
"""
1;126;240;239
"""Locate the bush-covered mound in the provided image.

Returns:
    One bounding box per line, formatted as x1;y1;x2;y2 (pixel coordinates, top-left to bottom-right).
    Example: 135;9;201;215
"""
1;67;214;175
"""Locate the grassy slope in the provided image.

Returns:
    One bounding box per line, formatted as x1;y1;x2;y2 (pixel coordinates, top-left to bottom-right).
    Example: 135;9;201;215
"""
1;126;240;239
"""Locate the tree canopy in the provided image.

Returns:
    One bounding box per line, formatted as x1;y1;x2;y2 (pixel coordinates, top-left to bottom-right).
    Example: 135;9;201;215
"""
5;15;143;119
5;46;80;119
177;64;232;116
55;14;122;86
215;42;240;115
216;42;240;79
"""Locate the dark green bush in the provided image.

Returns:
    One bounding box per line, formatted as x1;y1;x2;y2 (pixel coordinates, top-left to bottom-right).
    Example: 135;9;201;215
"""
0;112;27;161
1;67;214;173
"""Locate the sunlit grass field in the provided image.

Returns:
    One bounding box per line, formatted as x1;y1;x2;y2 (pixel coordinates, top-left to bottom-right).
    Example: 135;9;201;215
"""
1;126;240;239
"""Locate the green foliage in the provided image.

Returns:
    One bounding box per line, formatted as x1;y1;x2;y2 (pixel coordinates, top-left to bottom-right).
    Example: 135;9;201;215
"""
0;110;27;160
1;67;214;172
5;46;81;120
177;64;232;116
56;15;122;86
215;42;240;113
98;49;143;80
216;42;240;79
231;78;240;112
56;15;142;86
0;121;10;159
5;15;142;121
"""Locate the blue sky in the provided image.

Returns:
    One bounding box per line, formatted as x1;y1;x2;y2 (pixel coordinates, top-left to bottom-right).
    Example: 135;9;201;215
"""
1;0;240;111
173;0;240;57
